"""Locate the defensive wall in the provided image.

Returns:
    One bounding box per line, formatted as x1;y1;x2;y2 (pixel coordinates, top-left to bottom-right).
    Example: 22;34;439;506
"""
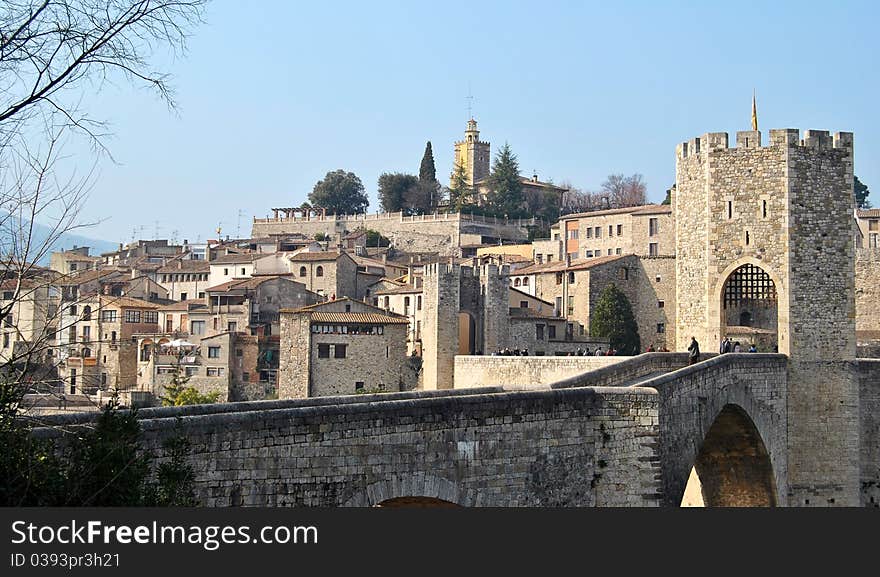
454;355;626;389
251;212;535;255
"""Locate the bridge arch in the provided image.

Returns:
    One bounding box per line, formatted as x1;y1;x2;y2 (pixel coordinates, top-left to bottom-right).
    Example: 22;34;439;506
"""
681;403;777;507
341;474;479;507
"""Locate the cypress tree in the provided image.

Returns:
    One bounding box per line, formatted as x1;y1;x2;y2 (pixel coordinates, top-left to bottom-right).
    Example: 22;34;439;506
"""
419;141;437;185
589;283;641;355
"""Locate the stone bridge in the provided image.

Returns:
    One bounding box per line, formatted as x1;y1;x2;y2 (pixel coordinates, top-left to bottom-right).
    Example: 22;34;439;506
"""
34;354;880;507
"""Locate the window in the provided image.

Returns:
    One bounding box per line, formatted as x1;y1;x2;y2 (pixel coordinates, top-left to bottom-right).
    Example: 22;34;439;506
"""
190;320;205;335
536;324;544;341
745;230;750;246
240;268;246;276
70;263;78;272
567;296;574;315
567;252;578;261
657;323;666;334
208;346;221;358
555;272;563;285
318;344;330;358
536;255;543;264
727;201;733;219
228;321;237;332
223;268;229;276
523;277;529;287
207;367;225;377
383;296;390;309
520;300;529;308
607;249;613;256
620;267;629;280
124;310;141;323
1;291;12;300
548;325;557;339
585;228;592;239
568;272;575;284
242;372;250;382
404;296;410;313
355;381;365;391
615;248;622;255
82;306;91;320
608;225;613;236
567;229;578;239
655;275;661;283
762;200;768;219
316;266;324;277
186;366;199;377
649;243;659;257
514;278;521;287
180;292;188;301
198;292;205;299
299;266;307;277
82;347;91;358
82;326;90;340
3;314;13;327
111;331;117;343
585;250;593;258
658;300;665;308
617;224;623;236
144;311;158;324
69;305;78;316
2;333;8;348
417;296;422;310
334;344;347;358
649;218;659;236
595;226;601;238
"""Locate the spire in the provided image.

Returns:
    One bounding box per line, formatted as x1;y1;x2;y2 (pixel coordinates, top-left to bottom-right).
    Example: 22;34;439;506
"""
751;90;758;131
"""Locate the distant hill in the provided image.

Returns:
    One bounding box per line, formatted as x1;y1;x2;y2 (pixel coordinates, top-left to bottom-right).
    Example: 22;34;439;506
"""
2;216;119;265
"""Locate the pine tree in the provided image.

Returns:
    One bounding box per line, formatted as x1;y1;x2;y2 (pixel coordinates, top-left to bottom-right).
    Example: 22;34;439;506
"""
448;162;474;212
589;284;641;355
855;175;871;209
486;143;525;218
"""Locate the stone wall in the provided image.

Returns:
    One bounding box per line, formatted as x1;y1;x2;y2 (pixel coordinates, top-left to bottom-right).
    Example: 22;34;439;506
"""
277;313;310;399
856;249;880;340
309;324;408;396
454;355;624;389
35;386;662;507
252;213;531;257
421;264;463;390
857;359;880;507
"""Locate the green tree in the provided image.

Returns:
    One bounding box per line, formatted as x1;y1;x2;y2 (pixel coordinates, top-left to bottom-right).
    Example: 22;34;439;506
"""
448;162;474;212
378;172;418;213
589;284;641;355
365;229;391;248
151;421;198;506
309;170;369;215
486;143;525;218
418;141;440;212
64;397;153;506
161;353;220;406
662;185;673;205
855;175;871;209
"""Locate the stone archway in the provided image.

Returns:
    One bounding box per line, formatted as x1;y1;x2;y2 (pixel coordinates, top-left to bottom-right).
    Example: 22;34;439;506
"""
376;497;460;508
681;404;777;507
458;312;476;355
719;262;779;352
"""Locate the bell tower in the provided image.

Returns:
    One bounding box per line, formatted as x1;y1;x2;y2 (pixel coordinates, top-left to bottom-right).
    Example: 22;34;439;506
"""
452;119;491;187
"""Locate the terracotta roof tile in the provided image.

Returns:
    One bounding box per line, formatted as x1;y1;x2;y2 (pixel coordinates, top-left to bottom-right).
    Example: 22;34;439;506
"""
309;312;409;324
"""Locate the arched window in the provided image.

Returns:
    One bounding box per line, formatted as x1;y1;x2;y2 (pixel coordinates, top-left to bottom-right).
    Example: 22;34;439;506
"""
514;278;522;287
523;277;530;287
384;296;390;309
82;305;91;320
82;347;91;358
299;266;307;277
316;266;324;277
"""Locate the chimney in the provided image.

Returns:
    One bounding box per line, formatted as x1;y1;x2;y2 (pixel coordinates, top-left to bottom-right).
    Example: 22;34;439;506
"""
532;173;538;182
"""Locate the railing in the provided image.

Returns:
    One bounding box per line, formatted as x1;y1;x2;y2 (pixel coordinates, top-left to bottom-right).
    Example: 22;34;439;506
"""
253;211;541;228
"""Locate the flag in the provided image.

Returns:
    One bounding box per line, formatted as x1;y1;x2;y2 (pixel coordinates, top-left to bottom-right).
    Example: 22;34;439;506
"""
751;91;758;131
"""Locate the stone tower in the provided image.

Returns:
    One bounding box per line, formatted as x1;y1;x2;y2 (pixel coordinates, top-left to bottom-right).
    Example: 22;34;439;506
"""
674;128;859;506
421;261;510;389
452;119;491;187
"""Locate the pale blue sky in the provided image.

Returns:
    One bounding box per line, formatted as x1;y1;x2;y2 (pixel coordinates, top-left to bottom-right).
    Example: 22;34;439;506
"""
64;0;878;243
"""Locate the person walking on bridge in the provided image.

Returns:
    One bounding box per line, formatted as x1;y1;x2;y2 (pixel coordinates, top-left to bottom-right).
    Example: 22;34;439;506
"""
688;336;701;365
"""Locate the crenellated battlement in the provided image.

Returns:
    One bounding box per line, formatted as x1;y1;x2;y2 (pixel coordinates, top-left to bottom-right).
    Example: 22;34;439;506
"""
454;138;491;148
677;129;854;159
